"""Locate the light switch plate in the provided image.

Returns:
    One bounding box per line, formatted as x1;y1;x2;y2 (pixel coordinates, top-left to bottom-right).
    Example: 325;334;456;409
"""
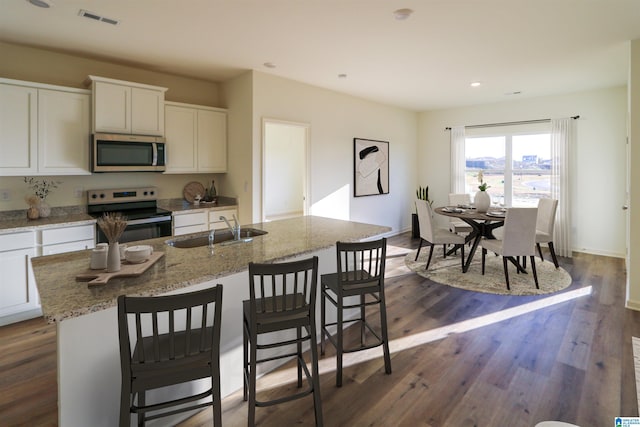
0;189;10;201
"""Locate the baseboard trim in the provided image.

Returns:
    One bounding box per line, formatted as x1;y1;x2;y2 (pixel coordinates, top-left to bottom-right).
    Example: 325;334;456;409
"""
626;299;640;312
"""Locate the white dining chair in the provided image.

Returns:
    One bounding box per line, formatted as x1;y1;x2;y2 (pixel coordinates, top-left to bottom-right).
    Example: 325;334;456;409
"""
415;199;466;271
448;193;473;235
480;208;539;290
536;198;559;268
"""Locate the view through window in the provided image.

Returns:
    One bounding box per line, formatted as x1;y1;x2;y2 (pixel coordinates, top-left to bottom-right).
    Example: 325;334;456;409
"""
465;132;551;207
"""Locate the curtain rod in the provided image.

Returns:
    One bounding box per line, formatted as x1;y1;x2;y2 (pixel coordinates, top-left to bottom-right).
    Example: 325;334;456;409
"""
444;115;579;131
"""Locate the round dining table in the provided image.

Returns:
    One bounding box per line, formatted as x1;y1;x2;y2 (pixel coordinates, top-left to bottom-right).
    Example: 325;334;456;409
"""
434;206;507;273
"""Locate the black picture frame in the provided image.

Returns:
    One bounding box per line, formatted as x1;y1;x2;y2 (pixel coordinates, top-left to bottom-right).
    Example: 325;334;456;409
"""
353;138;389;197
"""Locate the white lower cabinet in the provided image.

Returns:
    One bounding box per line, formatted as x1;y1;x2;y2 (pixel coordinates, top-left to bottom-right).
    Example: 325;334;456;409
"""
173;210;208;236
173;208;238;236
0;223;95;325
209;208;238;230
0;231;38;322
39;224;95;255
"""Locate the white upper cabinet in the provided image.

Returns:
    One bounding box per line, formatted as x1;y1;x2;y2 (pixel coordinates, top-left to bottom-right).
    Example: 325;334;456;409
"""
164;102;227;174
0;83;37;174
38;89;91;174
0;78;91;176
88;76;167;136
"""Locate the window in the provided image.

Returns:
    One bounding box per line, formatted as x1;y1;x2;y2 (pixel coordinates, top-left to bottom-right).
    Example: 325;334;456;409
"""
465;130;551;207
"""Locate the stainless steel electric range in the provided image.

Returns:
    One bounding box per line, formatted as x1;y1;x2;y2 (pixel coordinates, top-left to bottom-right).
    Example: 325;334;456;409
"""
87;187;172;244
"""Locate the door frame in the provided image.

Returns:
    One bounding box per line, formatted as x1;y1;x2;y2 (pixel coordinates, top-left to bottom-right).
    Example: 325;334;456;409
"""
261;118;311;222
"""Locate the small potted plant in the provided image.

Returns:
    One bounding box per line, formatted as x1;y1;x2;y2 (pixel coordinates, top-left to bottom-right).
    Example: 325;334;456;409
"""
474;170;491;213
24;177;60;218
412;185;431;238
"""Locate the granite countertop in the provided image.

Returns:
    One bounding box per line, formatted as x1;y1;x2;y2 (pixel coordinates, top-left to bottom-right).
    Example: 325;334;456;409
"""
31;216;390;323
158;196;237;213
0;213;96;235
0;196;238;234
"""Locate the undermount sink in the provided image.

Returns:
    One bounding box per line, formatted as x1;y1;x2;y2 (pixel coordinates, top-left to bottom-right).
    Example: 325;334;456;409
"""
165;227;267;249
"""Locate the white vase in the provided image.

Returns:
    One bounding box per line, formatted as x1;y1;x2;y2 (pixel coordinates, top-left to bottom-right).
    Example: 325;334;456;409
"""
474;190;491;213
38;200;51;218
107;242;121;272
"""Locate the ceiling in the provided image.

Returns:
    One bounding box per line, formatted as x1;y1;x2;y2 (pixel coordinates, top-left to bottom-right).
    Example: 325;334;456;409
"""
1;0;639;111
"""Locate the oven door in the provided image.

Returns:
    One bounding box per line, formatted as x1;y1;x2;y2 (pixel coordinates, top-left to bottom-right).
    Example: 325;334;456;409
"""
96;217;172;244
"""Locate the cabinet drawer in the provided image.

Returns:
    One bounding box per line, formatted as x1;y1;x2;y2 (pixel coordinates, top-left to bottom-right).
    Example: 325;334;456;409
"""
42;239;95;256
173;224;207;236
173;211;207;228
208;209;237;224
40;224;95;246
0;231;36;252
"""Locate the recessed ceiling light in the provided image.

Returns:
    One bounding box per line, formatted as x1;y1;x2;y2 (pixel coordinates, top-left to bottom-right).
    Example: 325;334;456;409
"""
393;8;413;20
28;0;52;8
470;82;481;87
263;62;276;69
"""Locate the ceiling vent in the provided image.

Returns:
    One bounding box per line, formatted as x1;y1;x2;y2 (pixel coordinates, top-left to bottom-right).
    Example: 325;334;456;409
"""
78;9;120;26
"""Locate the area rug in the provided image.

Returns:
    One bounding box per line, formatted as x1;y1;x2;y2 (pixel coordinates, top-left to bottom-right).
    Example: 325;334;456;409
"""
405;247;572;296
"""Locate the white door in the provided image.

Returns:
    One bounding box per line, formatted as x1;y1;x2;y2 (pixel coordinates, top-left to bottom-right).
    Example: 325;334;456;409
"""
262;120;310;221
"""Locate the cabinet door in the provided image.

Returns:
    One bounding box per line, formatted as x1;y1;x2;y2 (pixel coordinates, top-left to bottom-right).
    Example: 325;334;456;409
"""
131;87;164;136
0;247;38;318
0;84;38;175
197;109;227;172
0;231;39;318
38;89;91;175
93;81;130;134
164;105;197;173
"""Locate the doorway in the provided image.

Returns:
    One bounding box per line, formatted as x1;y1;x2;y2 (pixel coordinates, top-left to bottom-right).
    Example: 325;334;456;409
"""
262;119;310;222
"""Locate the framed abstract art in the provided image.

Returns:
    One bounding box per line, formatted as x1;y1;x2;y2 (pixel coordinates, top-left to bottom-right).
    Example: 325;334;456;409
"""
353;138;389;197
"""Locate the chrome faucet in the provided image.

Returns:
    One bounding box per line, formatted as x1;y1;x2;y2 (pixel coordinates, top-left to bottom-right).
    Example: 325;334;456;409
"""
220;214;240;240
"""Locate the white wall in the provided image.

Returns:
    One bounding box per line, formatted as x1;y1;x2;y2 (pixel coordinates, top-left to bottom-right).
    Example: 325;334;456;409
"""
251;71;418;233
418;86;627;258
219;72;254;224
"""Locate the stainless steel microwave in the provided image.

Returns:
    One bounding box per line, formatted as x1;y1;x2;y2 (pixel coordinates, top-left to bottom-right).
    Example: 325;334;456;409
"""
92;133;166;172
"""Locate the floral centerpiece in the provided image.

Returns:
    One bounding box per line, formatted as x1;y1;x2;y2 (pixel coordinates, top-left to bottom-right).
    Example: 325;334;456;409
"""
474;170;491;213
24;177;61;218
97;213;128;272
477;170;491;191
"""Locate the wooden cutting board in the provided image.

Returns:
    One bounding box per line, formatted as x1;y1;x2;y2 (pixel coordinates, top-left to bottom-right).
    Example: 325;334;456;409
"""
183;181;205;203
76;252;165;287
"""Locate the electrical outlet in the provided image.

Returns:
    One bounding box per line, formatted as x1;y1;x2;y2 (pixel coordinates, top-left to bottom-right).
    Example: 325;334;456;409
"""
0;189;10;201
74;187;84;198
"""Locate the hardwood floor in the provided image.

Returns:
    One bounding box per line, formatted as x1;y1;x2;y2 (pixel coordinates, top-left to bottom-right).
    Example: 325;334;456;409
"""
1;232;638;426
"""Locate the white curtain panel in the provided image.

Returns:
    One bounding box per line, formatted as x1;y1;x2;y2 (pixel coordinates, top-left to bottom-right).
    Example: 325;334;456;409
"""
551;117;574;258
450;126;466;194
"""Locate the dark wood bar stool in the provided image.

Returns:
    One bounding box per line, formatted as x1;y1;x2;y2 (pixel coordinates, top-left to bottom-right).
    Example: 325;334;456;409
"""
320;238;392;387
117;285;223;427
243;256;323;426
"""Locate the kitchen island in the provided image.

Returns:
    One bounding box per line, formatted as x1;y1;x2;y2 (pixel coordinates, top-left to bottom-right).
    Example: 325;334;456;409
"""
31;216;390;426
